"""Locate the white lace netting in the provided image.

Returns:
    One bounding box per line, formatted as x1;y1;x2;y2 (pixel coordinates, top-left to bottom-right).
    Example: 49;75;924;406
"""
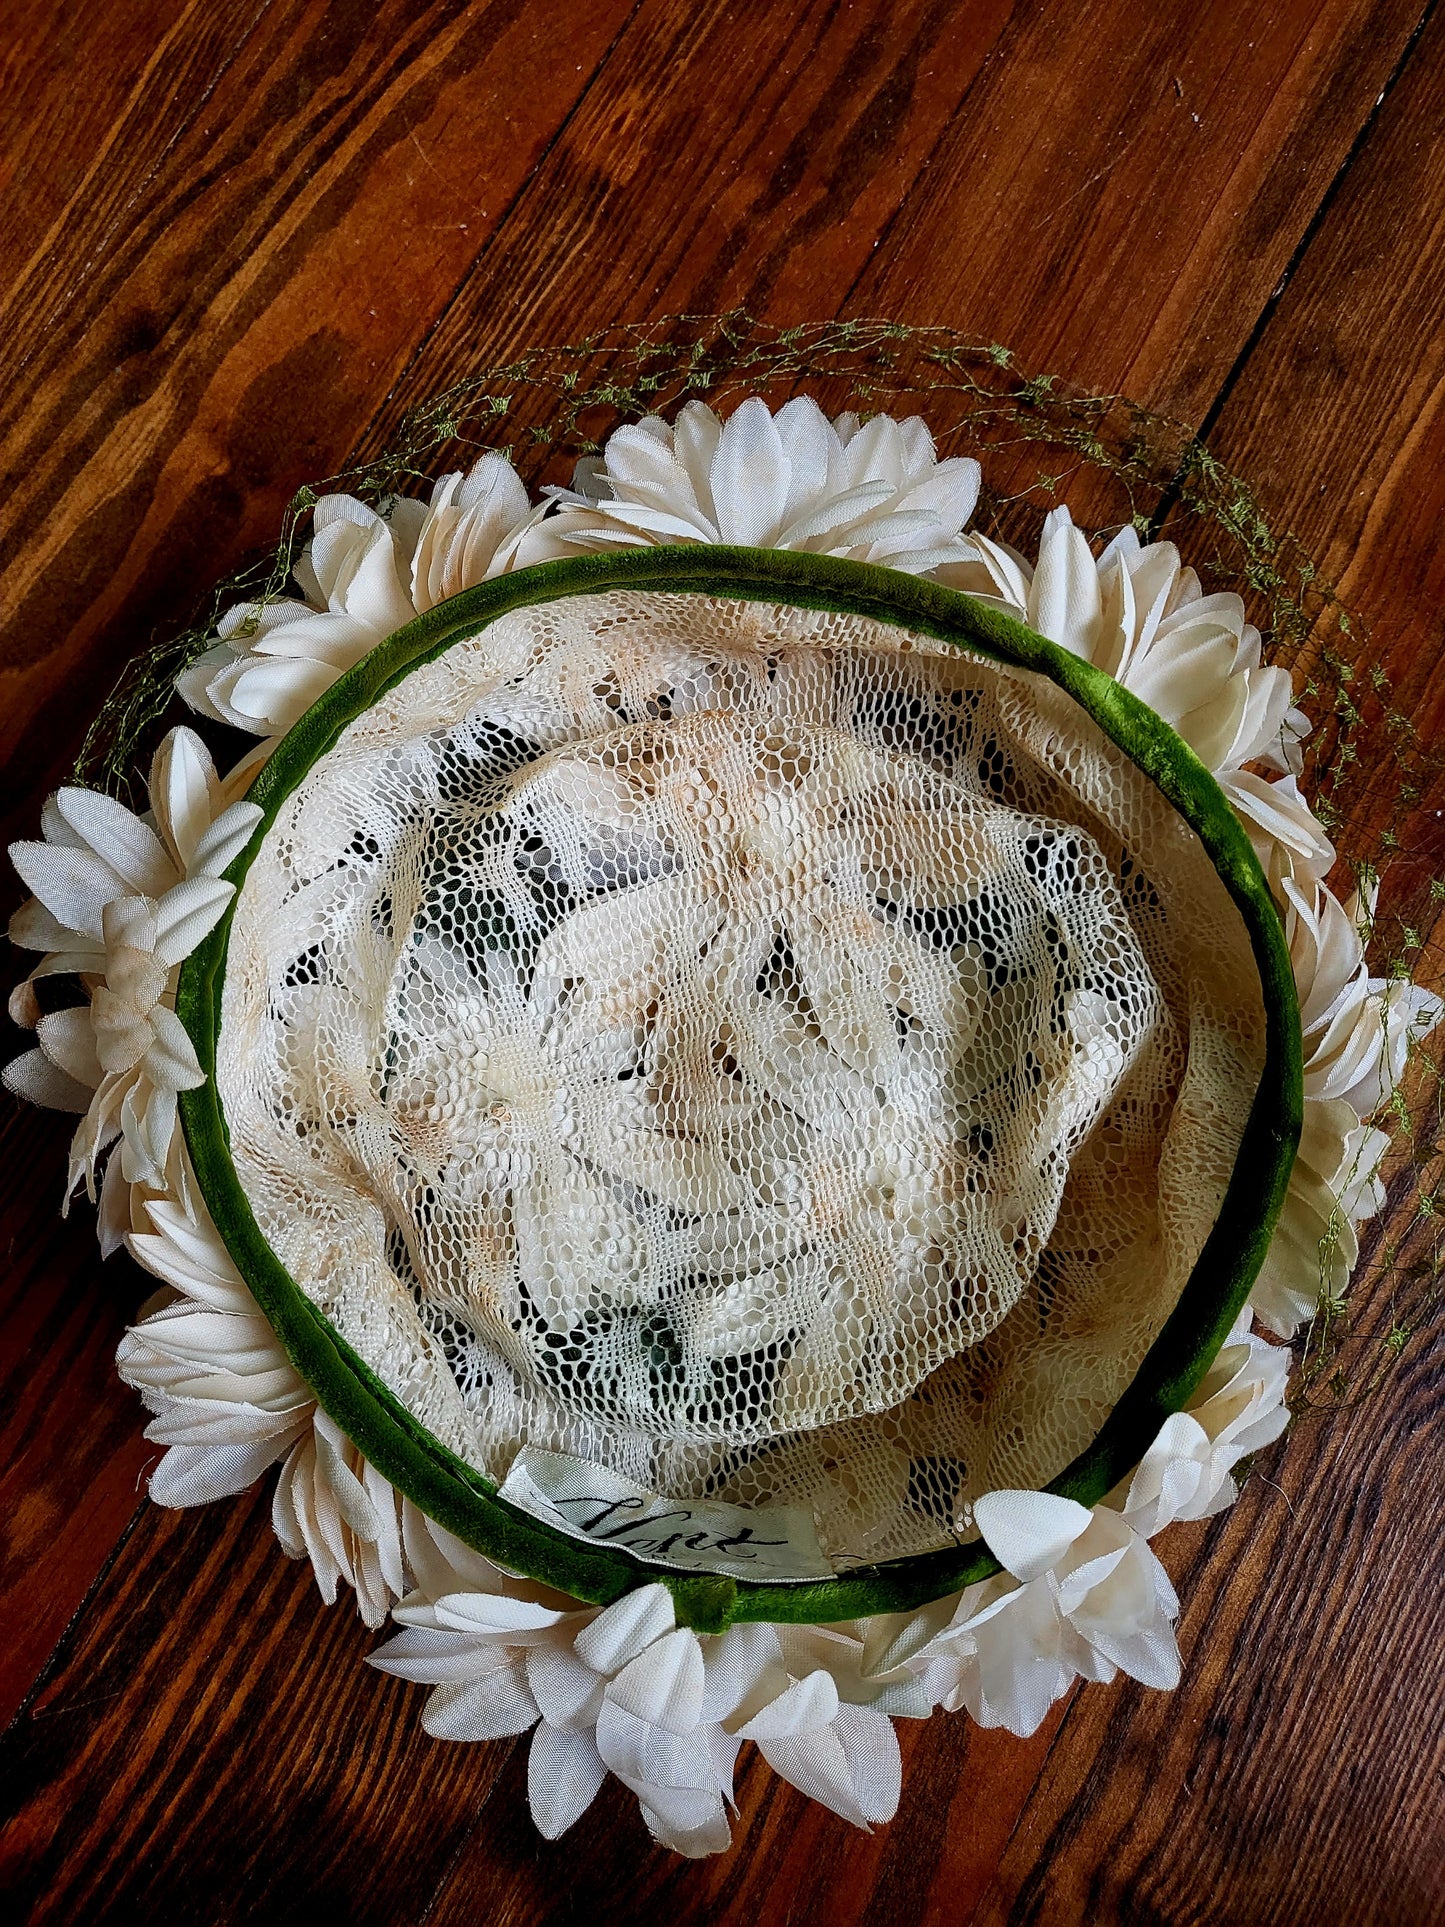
217;592;1265;1565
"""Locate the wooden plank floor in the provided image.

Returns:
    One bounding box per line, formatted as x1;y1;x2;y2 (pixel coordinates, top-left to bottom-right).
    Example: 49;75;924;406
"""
1;2;1442;1920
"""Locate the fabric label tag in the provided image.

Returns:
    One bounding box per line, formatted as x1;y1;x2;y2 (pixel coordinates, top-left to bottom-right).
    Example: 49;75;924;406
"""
497;1447;835;1583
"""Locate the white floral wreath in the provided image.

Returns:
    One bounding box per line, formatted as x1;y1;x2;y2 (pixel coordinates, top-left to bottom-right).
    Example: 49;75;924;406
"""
7;397;1440;1858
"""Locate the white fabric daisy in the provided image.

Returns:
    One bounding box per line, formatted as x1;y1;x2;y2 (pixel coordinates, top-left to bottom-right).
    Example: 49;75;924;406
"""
181;458;572;739
4;728;260;1199
1228;771;1336;891
371;1535;911;1853
118;1185;407;1624
937;502;1441;1341
1117;1308;1293;1531
547;396;981;572
1286;875;1442;1118
1250;1103;1390;1337
906;1492;1181;1739
117;1192;314;1506
1241;863;1438;1336
108;1065;1296;1855
104;1118;1296;1858
353;1301;1290;1849
273;1411;405;1629
941;508;1309;791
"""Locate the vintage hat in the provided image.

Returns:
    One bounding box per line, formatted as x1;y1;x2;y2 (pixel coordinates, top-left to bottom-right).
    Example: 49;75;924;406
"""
8;323;1439;1855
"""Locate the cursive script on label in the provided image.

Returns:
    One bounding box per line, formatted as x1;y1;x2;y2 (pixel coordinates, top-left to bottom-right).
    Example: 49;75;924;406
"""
497;1448;836;1582
547;1492;790;1562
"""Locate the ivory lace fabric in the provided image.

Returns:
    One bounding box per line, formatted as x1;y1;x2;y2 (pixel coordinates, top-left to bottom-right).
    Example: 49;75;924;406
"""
217;593;1265;1565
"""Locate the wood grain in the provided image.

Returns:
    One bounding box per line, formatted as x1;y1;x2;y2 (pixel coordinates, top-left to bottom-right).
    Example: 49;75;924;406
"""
0;1104;151;1730
418;1701;1070;1927
0;1486;517;1926
0;0;202;289
1;0;1443;1919
850;0;1432;417
375;0;1017;382
0;0;638;801
385;0;1427;433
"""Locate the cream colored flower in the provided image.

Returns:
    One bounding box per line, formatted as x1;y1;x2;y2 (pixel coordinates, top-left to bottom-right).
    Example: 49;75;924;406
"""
70;896;210;1193
115;1178;1297;1856
941;509;1307;781
183;460;570;739
117;1191;314;1504
120;1185;408;1623
409;455;566;611
1284;876;1443;1118
548;396;981;571
1119;1305;1291;1528
373;1542;911;1853
4;729;260;1197
181;495;423;736
371;1566;732;1854
273;1410;404;1628
1224;771;1336;890
891;1483;1185;1738
910;620;1433;1341
949;1492;1180;1725
1249;1103;1390;1337
706;1621;910;1834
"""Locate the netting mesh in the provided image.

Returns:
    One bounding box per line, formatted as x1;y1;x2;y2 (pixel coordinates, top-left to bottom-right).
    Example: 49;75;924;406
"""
217;591;1264;1565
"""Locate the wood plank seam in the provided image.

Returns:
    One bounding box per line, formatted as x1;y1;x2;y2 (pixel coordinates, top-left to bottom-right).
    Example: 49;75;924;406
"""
6;1499;147;1734
1190;0;1439;452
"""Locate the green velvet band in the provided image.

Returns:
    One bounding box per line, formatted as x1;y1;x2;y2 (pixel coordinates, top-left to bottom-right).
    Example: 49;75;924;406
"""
176;547;1303;1631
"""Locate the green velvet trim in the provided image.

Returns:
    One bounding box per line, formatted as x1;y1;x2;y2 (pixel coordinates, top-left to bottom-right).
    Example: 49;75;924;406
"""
177;546;1303;1630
